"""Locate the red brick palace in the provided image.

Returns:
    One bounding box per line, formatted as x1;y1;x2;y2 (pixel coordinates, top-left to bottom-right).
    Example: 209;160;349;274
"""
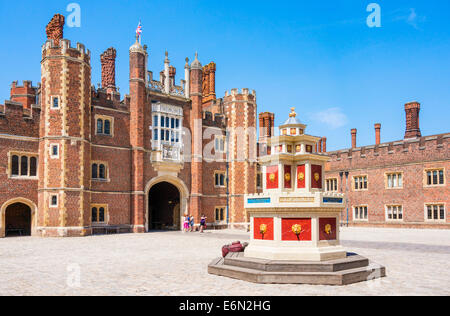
1;15;448;238
324;102;449;229
0;14;265;237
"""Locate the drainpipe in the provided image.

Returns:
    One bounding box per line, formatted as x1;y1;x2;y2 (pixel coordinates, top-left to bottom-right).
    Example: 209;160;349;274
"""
345;171;349;227
339;172;344;226
226;126;230;226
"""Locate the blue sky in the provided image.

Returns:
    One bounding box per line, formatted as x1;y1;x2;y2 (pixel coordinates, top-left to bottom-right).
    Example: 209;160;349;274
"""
0;0;449;150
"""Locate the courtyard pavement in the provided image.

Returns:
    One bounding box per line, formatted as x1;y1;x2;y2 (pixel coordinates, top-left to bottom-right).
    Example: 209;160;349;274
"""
0;227;449;296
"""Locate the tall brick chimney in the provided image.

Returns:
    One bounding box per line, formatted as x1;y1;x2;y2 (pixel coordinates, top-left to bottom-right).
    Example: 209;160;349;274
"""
404;101;422;139
351;129;357;148
375;123;381;145
169;66;176;87
322;137;327;153
46;14;65;46
100;47;117;93
209;62;216;98
259;112;275;141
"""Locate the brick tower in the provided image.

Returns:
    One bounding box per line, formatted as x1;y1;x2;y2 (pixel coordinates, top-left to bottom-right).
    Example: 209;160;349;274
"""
129;37;148;233
38;14;92;237
224;89;258;227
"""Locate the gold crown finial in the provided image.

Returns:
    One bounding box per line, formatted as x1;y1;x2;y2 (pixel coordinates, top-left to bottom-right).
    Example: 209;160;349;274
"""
289;107;297;118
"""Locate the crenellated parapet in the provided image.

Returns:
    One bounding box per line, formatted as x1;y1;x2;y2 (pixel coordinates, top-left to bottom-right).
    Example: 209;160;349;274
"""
224;88;257;99
91;86;127;110
0;100;41;137
202;111;226;128
327;133;450;171
42;39;91;65
10;80;40;110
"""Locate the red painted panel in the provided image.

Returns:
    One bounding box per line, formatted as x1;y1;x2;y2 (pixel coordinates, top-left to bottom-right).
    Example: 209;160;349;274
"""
266;165;279;189
281;218;312;241
254;218;274;240
319;218;337;241
284;165;292;189
311;165;323;189
297;165;306;189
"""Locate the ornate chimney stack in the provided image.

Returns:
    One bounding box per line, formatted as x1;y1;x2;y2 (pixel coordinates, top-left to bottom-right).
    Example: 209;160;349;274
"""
45;14;65;46
100;47;117;93
169;65;176;87
322;137;327;153
404;102;422;139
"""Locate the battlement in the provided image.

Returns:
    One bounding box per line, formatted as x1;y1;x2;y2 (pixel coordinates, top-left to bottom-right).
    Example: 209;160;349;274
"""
11;80;39;91
42;39;91;63
224;88;257;98
0;100;40;137
202;111;226;128
327;133;450;170
91;86;128;110
10;81;40;110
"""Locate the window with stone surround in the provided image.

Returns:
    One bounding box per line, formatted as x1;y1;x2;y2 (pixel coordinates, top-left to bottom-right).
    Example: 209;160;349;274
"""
215;207;226;223
326;178;338;192
425;204;445;221
50;144;59;159
353;205;368;221
386;172;403;189
214;135;226;153
91;204;107;224
9;152;38;178
92;162;108;181
50;194;58;208
151;103;183;162
153;114;181;144
51;96;60;109
353;175;368;191
425;169;445;186
214;172;226;187
386;205;403;221
96;115;114;136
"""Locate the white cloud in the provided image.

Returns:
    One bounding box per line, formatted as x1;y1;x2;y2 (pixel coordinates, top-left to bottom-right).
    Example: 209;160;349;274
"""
392;8;426;29
309;107;348;129
407;8;419;28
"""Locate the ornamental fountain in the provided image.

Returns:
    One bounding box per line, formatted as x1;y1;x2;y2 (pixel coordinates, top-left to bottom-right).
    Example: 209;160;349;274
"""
209;108;386;285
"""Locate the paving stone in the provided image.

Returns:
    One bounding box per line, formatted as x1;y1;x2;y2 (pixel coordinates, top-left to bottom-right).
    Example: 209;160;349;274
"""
0;227;448;296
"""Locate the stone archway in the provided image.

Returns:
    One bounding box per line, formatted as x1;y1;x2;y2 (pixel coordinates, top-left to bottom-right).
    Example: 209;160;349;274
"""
148;182;180;230
145;176;189;232
0;198;37;238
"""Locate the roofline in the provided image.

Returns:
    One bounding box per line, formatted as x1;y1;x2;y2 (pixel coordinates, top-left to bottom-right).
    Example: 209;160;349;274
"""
326;132;450;154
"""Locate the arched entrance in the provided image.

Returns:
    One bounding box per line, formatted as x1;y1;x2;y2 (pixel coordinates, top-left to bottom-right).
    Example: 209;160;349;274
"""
4;203;32;237
148;182;181;230
1;198;37;238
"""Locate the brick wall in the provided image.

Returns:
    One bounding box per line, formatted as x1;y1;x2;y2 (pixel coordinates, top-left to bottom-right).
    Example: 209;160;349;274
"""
326;134;450;228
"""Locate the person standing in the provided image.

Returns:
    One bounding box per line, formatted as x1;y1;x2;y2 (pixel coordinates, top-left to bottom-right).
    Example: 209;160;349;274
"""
189;215;195;232
200;215;207;233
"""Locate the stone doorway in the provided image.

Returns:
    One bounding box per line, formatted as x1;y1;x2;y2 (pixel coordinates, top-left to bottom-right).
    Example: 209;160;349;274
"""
5;203;32;237
148;182;181;230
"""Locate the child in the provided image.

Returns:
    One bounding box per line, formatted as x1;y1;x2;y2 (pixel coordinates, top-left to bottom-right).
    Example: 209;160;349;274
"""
200;215;207;233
